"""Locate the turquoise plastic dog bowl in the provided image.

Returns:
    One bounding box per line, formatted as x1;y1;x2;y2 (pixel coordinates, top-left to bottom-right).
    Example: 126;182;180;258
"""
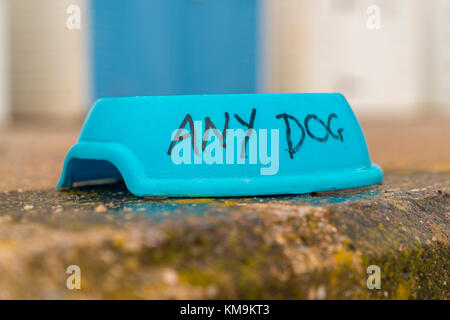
58;93;383;197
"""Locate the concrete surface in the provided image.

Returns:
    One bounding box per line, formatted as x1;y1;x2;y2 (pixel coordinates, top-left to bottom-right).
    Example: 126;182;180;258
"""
0;119;448;299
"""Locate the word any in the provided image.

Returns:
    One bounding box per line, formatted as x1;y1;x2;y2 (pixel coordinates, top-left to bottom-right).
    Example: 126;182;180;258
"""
168;109;279;175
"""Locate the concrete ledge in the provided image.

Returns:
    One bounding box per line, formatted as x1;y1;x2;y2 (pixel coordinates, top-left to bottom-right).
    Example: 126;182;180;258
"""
0;171;448;299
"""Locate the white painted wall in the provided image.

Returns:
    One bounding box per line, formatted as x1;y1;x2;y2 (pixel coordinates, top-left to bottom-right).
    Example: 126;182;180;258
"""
10;0;88;121
434;0;450;116
0;0;9;125
264;0;447;118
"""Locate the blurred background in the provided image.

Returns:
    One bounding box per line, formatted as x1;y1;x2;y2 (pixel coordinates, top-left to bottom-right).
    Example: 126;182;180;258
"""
1;0;450;301
0;0;449;126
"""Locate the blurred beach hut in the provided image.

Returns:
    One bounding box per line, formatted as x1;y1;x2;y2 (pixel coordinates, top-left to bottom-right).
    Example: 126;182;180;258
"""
6;0;259;123
264;0;450;117
9;0;88;122
3;0;449;124
0;0;8;125
90;0;260;101
434;0;450;116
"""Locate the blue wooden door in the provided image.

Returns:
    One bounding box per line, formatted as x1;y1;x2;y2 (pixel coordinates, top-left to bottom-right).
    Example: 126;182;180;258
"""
90;0;259;102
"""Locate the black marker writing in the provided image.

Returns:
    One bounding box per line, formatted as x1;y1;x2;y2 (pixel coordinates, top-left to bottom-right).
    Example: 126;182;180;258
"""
277;113;344;159
327;113;344;141
167;114;198;156
168;110;344;161
234;108;257;159
305;114;329;143
276;113;306;159
203;113;229;151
